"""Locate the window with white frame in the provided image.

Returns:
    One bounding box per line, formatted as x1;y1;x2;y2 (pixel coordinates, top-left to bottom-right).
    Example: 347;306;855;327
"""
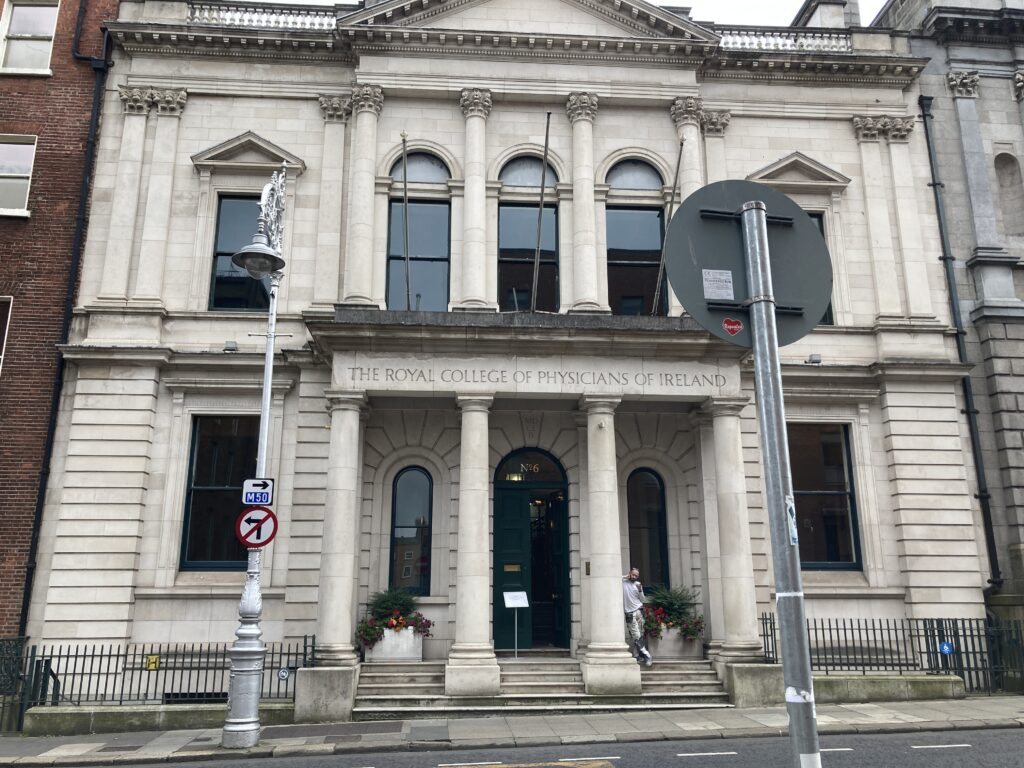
0;136;36;213
0;297;11;376
1;1;58;72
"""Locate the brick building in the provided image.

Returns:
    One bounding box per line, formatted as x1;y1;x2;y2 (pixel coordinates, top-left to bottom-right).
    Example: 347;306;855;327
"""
0;0;113;637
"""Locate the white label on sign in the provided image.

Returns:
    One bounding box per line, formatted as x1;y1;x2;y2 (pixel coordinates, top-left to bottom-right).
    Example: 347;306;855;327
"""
786;494;799;546
702;269;734;301
242;478;274;506
503;591;529;609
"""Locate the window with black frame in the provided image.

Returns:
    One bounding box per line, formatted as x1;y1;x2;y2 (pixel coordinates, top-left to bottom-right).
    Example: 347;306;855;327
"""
209;196;268;311
387;152;451;311
787;423;860;569
606;159;666;316
390;467;432;595
498;157;559;312
627;468;670;588
180;415;258;570
808;211;834;326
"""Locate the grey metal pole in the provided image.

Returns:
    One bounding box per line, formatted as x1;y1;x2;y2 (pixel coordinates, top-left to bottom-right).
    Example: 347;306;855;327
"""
739;200;821;768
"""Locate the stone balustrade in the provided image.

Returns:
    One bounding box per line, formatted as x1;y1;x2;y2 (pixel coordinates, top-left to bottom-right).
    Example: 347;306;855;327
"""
717;27;852;53
187;2;336;31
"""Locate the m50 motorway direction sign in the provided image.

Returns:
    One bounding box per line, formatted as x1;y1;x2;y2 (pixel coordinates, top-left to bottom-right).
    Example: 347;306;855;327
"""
235;506;278;548
242;478;275;506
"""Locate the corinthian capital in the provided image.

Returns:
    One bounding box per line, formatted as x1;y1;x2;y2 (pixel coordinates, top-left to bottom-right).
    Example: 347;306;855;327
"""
319;94;352;123
1014;71;1024;102
566;92;599;123
947;70;980;98
149;88;187;116
852;115;882;142
881;116;914;142
118;86;152;115
460;88;492;119
351;84;384;116
702;110;731;137
670;96;703;130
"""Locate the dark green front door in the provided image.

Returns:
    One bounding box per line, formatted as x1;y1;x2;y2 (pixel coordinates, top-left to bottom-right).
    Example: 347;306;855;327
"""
493;483;570;650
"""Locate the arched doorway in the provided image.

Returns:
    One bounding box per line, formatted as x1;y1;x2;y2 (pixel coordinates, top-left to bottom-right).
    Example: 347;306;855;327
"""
493;448;570;649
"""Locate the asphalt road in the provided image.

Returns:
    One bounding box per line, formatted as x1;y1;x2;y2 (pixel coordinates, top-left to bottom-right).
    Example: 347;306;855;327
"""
131;727;1024;768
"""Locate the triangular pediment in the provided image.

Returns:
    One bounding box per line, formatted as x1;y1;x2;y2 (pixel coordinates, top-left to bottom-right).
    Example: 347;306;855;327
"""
341;0;718;42
191;131;306;176
747;152;850;194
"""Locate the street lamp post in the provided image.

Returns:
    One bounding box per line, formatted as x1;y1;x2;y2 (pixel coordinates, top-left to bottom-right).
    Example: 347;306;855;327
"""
222;164;288;750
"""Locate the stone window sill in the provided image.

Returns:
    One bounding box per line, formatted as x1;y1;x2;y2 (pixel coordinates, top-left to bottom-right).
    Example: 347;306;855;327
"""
0;208;30;219
0;67;51;77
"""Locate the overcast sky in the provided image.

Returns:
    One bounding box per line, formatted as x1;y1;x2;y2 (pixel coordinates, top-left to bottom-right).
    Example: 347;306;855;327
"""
686;0;887;26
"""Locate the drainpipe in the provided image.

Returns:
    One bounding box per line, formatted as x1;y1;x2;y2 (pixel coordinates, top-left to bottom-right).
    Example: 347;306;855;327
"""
17;2;112;637
918;94;1003;596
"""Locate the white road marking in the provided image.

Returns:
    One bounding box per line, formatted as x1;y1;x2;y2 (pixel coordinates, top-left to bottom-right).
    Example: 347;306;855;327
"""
820;748;854;752
438;762;503;767
910;744;971;749
676;752;738;757
558;758;620;762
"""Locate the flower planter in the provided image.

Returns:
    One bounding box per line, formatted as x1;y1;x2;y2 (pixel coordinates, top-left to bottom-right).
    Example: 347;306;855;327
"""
364;626;423;662
647;631;703;660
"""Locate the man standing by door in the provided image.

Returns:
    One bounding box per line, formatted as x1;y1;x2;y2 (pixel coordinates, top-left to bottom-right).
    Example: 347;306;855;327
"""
623;567;653;667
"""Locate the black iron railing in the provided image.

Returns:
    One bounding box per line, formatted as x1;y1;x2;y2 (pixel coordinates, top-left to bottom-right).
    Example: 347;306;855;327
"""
760;614;1024;694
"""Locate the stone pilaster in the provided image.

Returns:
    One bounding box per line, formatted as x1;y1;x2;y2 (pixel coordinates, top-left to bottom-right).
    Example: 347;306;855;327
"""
446;395;501;695
566;92;603;313
133;88;187;306
97;87;153;301
315;392;367;665
313;95;351;307
579;396;641;695
702;110;731;184
341;85;384;306
455;88;495;311
702;397;761;661
852;115;903;320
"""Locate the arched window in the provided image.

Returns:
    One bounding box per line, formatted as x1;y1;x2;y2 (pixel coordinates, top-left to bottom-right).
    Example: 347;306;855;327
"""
387;152;451;311
995;153;1024;237
497;157;559;312
626;468;668;588
389;466;433;595
605;159;666;316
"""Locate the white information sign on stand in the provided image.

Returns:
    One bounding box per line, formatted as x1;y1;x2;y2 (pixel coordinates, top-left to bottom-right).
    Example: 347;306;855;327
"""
503;591;529;657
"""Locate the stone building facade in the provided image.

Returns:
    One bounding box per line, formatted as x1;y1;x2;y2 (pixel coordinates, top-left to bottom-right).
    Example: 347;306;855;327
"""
25;0;994;705
873;0;1024;619
0;0;115;636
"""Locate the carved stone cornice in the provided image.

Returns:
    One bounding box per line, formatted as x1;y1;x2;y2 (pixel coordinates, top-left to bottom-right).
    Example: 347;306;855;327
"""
351;84;384;116
150;88;187;116
852;115;914;143
118;86;152;116
319;94;352;123
947;70;980;98
670;96;703;130
566;92;598;123
1015;71;1024;102
702;110;731;137
460;88;492;119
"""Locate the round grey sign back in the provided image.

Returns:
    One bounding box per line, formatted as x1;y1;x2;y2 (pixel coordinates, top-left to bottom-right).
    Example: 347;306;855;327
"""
664;180;833;348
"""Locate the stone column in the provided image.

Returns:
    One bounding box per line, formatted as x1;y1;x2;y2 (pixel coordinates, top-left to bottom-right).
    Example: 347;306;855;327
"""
98;86;152;301
668;97;706;317
694;411;726;653
132;88;186;305
702;397;761;661
313;95;351;307
315;392;366;665
883;116;934;319
341;85;384;306
456;88;494;311
445;395;500;695
953;71;1019;309
579;396;641;694
566;93;602;313
852;116;903;320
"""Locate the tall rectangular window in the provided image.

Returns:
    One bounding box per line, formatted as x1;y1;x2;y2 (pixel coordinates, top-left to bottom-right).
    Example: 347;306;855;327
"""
209;196;269;311
0;298;11;377
498;204;558;312
808;212;834;325
607;207;666;316
386;200;450;311
787;423;860;569
1;1;58;71
180;415;258;570
0;136;36;213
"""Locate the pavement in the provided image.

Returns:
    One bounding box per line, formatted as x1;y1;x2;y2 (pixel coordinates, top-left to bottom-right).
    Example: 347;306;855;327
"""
0;697;1022;765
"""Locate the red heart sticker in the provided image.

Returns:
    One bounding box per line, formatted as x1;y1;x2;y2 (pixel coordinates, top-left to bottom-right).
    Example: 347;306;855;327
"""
723;317;743;336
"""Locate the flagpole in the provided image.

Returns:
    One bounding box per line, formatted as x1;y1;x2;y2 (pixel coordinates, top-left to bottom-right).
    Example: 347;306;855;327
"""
652;139;683;315
401;131;412;310
530;112;552;313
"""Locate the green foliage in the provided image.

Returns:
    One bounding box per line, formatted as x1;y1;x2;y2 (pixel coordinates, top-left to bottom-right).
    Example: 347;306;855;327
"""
367;588;416;621
646;584;699;625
